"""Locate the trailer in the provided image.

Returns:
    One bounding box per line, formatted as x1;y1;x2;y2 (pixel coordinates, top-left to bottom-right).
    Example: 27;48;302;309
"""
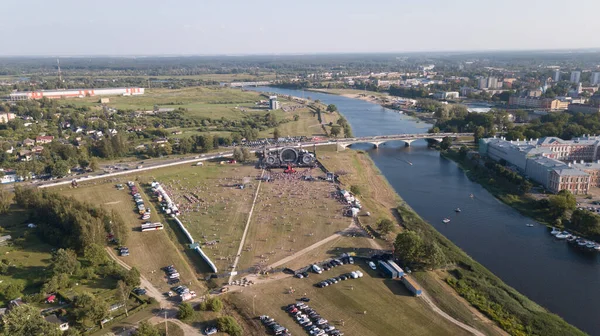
141;223;164;231
386;260;405;278
378;260;400;278
401;276;422;296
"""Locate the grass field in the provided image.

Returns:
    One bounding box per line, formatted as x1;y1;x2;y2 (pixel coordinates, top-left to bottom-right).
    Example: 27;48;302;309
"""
0;210;54;304
55;178;206;294
73;87;262;120
228;261;470;336
235;168;352;274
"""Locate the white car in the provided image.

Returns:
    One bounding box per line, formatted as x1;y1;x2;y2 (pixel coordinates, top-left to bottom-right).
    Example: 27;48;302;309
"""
205;327;217;335
368;261;376;270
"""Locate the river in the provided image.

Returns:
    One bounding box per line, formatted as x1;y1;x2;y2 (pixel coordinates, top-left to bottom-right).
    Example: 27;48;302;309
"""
249;87;600;335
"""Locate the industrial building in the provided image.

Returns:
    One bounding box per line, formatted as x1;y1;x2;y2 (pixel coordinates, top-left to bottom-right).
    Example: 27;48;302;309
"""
479;136;600;194
0;112;16;124
9;87;144;101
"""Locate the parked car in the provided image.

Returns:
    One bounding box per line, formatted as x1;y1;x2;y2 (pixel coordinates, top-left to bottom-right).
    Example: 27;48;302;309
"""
133;287;147;295
368;261;377;270
205;326;217;335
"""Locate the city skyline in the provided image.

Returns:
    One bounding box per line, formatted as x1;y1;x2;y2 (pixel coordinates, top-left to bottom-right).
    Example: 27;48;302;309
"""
3;0;600;56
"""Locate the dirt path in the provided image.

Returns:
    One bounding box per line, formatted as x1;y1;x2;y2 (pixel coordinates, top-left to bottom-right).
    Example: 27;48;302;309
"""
420;290;487;336
228;170;264;284
105;247;170;309
267;220;354;269
148;316;203;336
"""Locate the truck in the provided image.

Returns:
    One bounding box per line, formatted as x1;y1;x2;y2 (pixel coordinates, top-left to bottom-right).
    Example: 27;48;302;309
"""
401;276;422;296
378;260;403;279
387;260;405;278
180;291;197;301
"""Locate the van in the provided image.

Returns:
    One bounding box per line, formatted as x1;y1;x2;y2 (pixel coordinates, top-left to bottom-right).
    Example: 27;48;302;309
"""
311;264;322;274
368;261;376;270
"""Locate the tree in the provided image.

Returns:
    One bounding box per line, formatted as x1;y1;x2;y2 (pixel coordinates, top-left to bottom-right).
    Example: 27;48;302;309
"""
439;137;452;150
72;292;109;328
473;126;486;143
547;190;577;220
179;137;193;154
241;147;251;162
429;126;440;134
2;282;24;301
117;280;131;317
422;242;446;269
394;231;424;267
376;218;394;235
84;244;108;267
326;104;338;112
293;114;300;121
177;302;194;320
0;187;11;215
330;126;341;137
232;148;243;162
135;321;161;336
216;316;243;336
88;157;99;171
1;304;62;336
123;267;141;287
207;297;223;312
52;249;80;276
273;128;280;141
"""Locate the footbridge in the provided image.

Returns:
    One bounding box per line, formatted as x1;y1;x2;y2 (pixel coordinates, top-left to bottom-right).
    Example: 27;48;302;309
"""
333;132;473;149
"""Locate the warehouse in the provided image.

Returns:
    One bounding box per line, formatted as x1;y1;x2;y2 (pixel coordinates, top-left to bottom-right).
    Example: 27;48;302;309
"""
9;87;144;101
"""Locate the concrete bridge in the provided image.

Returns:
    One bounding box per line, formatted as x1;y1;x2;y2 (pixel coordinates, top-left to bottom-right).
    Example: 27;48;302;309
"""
333;132;473;149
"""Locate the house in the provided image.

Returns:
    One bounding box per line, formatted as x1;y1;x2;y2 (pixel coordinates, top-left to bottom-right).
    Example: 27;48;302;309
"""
32;146;44;154
44;314;69;332
153;138;168;145
8;298;23;309
1;172;18;184
108;129;118;135
0;112;16;124
35;136;54;144
18;150;32;162
22;138;35;147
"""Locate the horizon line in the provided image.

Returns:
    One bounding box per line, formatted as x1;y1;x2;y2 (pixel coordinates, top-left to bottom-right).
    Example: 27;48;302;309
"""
1;47;600;58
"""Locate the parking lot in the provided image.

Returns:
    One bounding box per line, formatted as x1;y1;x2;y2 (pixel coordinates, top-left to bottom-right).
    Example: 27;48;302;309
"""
232;261;471;336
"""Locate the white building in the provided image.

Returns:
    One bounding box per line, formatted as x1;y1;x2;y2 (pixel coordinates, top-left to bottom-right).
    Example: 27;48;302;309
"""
591;72;600;86
9;87;144;101
432;91;460;100
554;69;561;82
570;71;581;84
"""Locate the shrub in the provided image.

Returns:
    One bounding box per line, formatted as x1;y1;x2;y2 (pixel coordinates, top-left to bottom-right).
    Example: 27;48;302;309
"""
216;316;242;336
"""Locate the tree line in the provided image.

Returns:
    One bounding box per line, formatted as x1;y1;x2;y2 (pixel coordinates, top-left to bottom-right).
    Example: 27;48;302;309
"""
13;187;128;250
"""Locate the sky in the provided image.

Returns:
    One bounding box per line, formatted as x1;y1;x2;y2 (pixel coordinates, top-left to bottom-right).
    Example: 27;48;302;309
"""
2;0;600;56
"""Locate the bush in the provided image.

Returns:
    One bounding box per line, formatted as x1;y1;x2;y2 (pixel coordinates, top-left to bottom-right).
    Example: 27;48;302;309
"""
177;302;194;320
216;316;242;336
350;185;361;195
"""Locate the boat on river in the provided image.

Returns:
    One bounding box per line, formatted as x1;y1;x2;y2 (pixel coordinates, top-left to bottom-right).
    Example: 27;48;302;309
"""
526;224;534;227
469;194;474;198
455;208;461;213
442;218;451;223
555;231;571;239
550;227;561;235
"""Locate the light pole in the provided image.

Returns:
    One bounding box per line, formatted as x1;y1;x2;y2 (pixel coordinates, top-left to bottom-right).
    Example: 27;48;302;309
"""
164;311;168;336
253;294;257;316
